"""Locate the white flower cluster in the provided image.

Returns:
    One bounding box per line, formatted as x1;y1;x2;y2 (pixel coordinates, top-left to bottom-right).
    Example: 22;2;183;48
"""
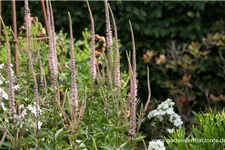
0;64;8;111
14;104;43;130
148;98;183;131
0;63;20;111
27;104;43;130
0;66;5;85
148;140;165;150
1;63;43;130
167;128;174;134
0;88;8;100
0;64;4;70
76;140;87;150
27;104;42;118
0;64;7;97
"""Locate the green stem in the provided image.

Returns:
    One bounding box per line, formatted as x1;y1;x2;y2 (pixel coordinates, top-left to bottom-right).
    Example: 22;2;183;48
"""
141;136;147;150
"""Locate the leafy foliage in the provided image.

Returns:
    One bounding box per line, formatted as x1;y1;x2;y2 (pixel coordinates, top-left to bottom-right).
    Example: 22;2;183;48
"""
166;111;225;150
0;8;147;148
142;33;225;125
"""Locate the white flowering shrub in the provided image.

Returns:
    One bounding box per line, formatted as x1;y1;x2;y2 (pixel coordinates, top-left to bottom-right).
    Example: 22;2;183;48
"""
146;99;183;150
147;98;183;135
13;103;43;130
0;63;44;130
148;140;165;150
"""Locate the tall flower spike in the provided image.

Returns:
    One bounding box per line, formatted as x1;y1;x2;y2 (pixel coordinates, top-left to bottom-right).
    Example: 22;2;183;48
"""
79;100;86;121
108;4;120;91
87;1;96;81
126;51;135;140
68;12;78;131
46;0;58;85
0;17;15;120
104;0;113;87
128;20;137;140
24;0;32;71
137;67;151;132
104;0;112;55
104;0;112;47
46;0;53;75
24;0;31;46
24;1;40;148
49;1;58;74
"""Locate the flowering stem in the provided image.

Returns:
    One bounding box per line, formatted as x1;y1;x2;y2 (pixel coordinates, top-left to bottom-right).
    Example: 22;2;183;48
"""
87;1;96;82
68;12;78;136
0;16;15;121
137;67;151;132
128;20;137;140
24;0;40;148
104;1;112;64
108;4;120;95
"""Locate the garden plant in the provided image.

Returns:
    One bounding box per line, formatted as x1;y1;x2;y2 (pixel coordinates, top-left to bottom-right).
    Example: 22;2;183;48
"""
1;1;225;150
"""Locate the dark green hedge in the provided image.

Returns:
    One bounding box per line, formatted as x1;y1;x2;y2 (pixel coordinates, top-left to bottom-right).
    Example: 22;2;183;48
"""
3;2;225;44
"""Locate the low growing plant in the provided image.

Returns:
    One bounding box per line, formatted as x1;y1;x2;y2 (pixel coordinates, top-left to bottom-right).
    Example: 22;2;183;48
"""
166;111;225;150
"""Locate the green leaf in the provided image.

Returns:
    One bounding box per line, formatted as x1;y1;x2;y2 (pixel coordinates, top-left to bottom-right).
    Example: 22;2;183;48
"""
1;142;13;148
44;144;55;150
187;11;195;17
92;137;98;150
155;9;162;18
55;128;64;140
